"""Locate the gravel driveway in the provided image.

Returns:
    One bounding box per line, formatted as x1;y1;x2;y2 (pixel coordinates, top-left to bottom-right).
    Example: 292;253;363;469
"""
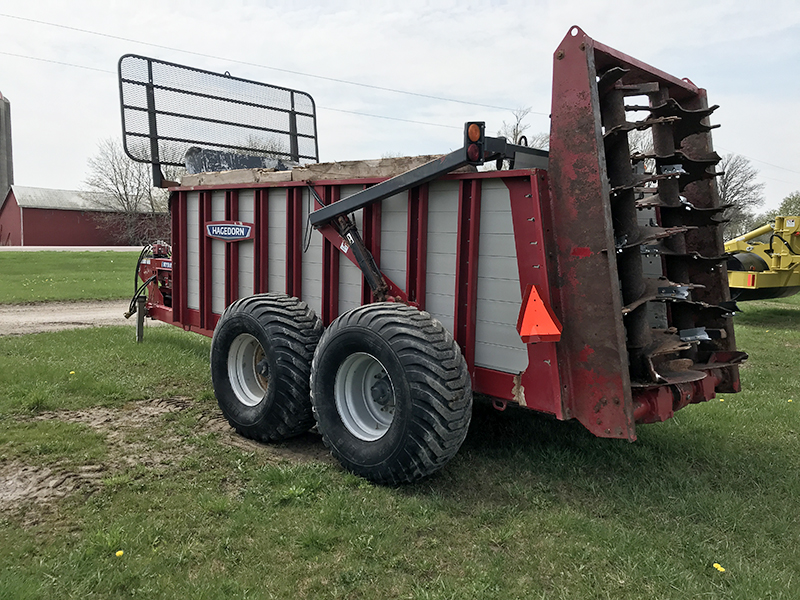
0;300;163;336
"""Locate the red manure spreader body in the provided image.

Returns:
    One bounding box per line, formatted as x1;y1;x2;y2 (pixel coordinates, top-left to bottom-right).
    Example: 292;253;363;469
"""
120;26;746;483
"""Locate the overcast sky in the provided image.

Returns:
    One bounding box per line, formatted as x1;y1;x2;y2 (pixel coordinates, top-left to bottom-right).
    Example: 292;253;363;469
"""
2;0;799;209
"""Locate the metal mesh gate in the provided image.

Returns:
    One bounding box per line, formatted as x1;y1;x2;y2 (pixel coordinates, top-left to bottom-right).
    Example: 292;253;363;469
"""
118;54;318;173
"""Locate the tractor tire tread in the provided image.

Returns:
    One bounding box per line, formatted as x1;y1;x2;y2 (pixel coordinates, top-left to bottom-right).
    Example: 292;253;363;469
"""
212;293;322;443
311;302;472;484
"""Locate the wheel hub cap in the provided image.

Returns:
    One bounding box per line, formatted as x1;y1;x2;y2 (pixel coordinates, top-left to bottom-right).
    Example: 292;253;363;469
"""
228;333;268;407
334;352;395;441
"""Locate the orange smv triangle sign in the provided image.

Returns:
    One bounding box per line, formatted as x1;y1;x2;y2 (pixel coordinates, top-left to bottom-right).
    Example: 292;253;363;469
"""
516;284;562;343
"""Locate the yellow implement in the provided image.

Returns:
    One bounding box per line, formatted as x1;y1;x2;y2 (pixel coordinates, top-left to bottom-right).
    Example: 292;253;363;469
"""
726;217;800;300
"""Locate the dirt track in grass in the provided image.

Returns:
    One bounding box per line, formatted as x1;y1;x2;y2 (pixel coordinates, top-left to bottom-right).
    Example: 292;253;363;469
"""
1;397;332;520
0;300;160;336
0;304;332;517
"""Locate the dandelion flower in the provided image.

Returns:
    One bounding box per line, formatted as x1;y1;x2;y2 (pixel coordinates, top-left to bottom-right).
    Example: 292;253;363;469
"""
719;398;724;402
69;371;75;375
713;563;725;572
116;550;124;557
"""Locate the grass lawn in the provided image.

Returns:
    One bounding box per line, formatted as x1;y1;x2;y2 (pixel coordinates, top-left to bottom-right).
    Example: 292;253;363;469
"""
0;251;140;304
0;298;798;598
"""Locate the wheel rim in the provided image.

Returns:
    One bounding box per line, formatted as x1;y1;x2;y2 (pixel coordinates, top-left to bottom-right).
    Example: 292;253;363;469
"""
228;333;269;407
334;352;395;441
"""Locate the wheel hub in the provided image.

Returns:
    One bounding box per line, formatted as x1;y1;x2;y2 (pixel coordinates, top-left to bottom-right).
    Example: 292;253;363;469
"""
334;352;395;441
370;373;393;408
228;333;269;407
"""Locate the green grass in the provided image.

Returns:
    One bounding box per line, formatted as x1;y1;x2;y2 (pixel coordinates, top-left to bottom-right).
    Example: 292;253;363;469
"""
0;299;799;599
0;327;212;415
0;251;140;303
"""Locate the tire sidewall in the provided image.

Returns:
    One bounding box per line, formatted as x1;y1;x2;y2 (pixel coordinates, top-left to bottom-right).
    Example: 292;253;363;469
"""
313;324;412;470
210;311;278;428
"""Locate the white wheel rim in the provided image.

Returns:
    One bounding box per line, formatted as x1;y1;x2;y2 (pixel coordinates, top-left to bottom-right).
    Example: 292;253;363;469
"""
334;352;395;441
228;333;268;407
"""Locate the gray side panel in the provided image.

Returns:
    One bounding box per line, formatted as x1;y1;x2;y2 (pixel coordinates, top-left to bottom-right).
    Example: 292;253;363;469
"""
301;188;323;316
238;192;255;299
338;187;364;315
211;191;226;314
238;241;255;300
474;179;528;374
338;253;362;315
186;192;200;310
380;192;408;291
268;188;287;294
425;180;459;335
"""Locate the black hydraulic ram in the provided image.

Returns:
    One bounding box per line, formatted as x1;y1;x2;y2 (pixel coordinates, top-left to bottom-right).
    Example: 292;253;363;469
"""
307;184;391;300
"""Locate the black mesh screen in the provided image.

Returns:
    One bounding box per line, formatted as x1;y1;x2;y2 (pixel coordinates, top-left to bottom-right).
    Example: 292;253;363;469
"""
118;54;318;167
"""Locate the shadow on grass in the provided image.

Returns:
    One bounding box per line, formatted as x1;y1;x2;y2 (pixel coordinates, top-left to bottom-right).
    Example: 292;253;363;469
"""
402;399;792;514
736;308;800;330
735;300;800;330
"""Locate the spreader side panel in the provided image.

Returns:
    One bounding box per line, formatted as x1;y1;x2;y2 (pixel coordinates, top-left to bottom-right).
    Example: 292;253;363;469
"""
474;178;528;374
170;171;560;413
425;180;459;336
186;192;200;311
267;188;287;294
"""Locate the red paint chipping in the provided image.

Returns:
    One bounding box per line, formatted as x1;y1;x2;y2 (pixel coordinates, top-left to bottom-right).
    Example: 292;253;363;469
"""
571;246;592;258
577;344;594;362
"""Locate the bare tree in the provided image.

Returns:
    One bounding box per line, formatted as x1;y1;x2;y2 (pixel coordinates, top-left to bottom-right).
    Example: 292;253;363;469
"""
497;107;549;150
83;138;183;244
627;129;654;155
717;153;765;238
498;107;532;146
241;134;288;158
526;131;550;151
491;107;549;171
628;129;655;177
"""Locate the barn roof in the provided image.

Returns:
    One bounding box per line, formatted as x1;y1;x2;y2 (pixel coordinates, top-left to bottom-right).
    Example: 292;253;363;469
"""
8;186;133;213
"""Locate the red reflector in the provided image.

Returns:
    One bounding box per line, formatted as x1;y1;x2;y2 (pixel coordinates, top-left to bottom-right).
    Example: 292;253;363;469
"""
516;284;562;343
467;143;481;162
747;273;756;287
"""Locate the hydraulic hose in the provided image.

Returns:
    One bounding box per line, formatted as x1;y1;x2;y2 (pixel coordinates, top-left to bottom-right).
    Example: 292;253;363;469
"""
124;245;153;319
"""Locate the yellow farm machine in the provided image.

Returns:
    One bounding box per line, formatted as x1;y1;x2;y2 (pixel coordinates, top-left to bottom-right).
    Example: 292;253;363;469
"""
726;216;800;301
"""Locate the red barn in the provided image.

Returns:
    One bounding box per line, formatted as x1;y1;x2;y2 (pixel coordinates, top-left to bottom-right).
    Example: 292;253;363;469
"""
0;185;159;246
